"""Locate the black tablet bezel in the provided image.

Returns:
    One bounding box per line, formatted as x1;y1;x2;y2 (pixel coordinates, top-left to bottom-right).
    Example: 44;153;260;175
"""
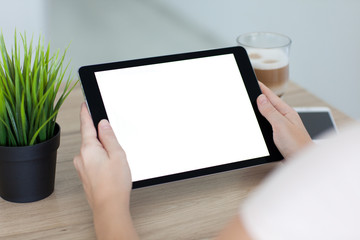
79;46;283;188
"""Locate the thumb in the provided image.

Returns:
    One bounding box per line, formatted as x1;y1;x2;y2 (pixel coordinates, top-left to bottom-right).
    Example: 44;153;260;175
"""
257;94;285;128
98;119;124;157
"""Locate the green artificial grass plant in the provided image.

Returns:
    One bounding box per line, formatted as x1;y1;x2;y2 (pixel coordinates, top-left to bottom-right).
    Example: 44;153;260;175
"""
0;31;77;146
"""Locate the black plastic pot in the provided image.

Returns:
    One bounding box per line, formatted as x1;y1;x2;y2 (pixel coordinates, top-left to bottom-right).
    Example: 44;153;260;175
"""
0;123;60;203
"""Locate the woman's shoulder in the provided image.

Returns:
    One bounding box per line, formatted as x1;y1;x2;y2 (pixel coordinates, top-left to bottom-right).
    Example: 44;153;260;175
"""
239;123;360;240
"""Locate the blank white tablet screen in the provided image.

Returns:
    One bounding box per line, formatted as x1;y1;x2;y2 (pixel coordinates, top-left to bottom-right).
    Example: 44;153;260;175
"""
95;54;269;181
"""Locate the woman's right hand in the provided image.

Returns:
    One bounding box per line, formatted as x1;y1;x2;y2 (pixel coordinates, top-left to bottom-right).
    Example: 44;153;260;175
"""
256;82;312;159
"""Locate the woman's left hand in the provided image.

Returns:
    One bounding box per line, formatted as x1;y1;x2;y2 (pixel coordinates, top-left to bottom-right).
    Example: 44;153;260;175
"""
73;103;132;210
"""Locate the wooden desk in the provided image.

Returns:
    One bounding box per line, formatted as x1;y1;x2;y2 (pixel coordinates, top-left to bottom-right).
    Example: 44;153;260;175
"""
0;82;354;240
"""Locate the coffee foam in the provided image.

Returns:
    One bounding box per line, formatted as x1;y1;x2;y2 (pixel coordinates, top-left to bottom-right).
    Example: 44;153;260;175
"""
247;48;288;70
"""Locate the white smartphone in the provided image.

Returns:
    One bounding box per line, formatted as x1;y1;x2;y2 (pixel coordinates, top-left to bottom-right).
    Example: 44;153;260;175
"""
294;107;337;140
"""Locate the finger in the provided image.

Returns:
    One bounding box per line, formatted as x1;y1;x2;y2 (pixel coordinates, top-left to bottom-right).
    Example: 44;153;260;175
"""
73;155;86;184
257;93;286;127
80;102;97;143
98;119;125;159
73;155;84;174
258;82;294;117
73;155;93;207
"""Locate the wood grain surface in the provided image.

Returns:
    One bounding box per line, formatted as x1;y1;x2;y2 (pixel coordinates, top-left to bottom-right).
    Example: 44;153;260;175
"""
0;82;354;240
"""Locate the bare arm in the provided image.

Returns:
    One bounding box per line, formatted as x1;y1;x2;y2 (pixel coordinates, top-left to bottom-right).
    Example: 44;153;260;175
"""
216;82;312;240
216;216;253;240
74;82;312;240
73;103;139;240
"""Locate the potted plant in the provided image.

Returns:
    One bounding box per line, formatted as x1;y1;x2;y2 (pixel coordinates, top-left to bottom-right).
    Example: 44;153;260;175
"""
0;31;77;203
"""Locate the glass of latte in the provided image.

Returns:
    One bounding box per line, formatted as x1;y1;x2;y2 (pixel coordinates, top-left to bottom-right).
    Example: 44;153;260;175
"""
237;32;291;97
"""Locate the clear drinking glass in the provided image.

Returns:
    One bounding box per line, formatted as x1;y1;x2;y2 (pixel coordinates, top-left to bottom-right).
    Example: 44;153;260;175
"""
237;32;292;97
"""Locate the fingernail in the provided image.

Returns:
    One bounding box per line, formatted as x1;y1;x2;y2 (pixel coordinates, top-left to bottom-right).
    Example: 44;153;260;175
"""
99;119;111;130
258;94;268;105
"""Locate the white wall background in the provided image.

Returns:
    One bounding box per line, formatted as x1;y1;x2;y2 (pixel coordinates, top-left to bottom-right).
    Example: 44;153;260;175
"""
0;0;45;47
160;0;360;120
1;0;359;120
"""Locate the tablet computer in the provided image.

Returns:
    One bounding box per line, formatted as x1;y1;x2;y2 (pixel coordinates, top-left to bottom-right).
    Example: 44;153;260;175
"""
79;46;282;188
